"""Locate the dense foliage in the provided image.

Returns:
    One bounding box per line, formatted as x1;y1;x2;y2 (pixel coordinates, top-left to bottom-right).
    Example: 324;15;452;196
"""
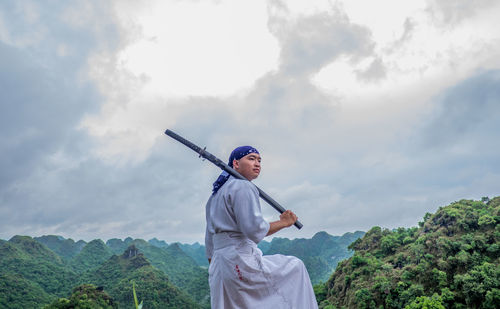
0;236;78;308
316;197;500;309
0;273;54;308
43;284;118;309
0;237;206;308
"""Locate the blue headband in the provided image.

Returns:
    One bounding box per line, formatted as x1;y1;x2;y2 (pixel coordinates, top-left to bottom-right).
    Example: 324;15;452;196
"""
212;146;259;194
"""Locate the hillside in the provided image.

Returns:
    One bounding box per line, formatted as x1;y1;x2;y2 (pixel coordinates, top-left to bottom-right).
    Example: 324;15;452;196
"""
175;242;208;267
106;237;134;255
43;284;118;309
70;239;113;273
0;236;206;308
316;197;500;309
263;231;365;284
34;235;86;260
82;245;200;309
0;236;78;308
1;231;363;308
121;239;210;308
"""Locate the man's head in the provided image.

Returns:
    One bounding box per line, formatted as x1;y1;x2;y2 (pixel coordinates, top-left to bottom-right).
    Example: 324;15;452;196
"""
228;146;261;181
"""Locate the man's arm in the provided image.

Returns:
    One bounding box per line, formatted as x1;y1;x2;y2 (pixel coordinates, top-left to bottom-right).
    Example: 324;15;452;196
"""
266;210;298;236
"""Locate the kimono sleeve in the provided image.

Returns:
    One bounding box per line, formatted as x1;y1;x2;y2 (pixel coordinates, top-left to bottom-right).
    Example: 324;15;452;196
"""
231;181;270;244
204;196;214;259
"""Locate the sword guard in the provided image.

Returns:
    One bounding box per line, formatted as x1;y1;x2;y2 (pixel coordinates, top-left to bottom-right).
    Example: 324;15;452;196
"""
199;147;207;160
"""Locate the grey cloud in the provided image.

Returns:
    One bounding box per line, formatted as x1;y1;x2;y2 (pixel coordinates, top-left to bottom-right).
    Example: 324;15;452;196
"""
267;1;374;77
426;0;498;26
0;41;99;187
0;1;126;239
0;136;213;242
0;1;122;188
384;18;416;54
354;57;387;83
420;70;500;149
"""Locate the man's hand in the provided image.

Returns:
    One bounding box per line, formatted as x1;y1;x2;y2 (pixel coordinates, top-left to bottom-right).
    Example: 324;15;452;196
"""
266;210;298;236
279;210;298;227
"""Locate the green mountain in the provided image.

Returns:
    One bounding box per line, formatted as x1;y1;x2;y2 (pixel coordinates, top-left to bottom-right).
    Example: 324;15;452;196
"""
316;197;500;309
148;238;169;248
82;245;200;309
0;236;78;308
101;237;210;308
70;239;113;273
130;240;210;308
106;237;134;255
2;231;363;308
0;236;204;308
262;231;365;284
175;242;209;267
34;235;86;260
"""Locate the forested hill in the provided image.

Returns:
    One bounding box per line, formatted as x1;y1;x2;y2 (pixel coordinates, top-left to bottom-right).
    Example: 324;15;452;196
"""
315;197;500;309
262;231;365;284
1;231;362;308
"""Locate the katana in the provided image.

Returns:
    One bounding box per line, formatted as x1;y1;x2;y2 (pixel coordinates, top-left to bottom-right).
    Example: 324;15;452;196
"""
165;129;303;229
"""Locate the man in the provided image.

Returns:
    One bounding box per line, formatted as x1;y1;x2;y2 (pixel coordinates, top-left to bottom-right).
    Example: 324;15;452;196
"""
205;146;318;309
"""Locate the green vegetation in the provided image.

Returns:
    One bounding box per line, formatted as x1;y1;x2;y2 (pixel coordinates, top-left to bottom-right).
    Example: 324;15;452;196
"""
34;235;86;260
316;197;500;309
104;238;210;307
133;282;143;309
43;284;117;309
3;196;498;308
0;227;371;308
176;242;209;267
0;237;206;308
263;231;365;284
0;273;54;308
81;245;201;308
0;236;78;307
70;239;113;273
106;238;134;255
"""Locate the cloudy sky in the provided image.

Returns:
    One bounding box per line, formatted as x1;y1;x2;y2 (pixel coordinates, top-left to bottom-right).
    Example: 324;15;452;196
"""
1;0;499;244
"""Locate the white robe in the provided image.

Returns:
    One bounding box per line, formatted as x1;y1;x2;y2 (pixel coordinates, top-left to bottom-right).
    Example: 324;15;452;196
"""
205;177;318;309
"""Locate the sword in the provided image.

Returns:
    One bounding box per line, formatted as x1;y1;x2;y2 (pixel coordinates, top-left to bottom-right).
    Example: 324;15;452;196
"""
165;129;303;229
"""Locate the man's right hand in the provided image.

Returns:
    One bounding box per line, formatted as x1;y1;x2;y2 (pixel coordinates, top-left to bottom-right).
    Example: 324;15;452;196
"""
279;210;298;227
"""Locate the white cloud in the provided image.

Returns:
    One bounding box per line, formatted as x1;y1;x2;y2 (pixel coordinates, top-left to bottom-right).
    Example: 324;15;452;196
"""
113;0;279;98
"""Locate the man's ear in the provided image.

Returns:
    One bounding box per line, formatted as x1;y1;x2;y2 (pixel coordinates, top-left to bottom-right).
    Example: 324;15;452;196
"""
232;159;239;169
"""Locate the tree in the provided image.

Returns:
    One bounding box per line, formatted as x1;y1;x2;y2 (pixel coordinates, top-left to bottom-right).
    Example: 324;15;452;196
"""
43;284;117;309
405;294;445;309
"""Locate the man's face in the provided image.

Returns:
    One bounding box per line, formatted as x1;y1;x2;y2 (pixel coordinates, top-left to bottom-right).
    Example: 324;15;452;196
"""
233;153;261;181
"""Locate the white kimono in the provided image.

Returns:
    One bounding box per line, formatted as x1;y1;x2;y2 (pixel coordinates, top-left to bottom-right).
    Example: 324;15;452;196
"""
205;177;318;309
